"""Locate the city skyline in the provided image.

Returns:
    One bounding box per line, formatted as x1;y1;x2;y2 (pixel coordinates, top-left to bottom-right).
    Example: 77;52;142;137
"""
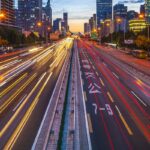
15;0;144;32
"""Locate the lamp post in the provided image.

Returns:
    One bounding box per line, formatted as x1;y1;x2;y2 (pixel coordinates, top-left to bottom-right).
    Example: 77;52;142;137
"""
0;12;5;22
37;21;50;45
98;27;101;44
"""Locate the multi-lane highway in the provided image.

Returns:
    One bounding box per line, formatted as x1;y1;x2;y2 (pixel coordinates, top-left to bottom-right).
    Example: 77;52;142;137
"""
0;38;150;150
0;38;73;149
77;39;150;150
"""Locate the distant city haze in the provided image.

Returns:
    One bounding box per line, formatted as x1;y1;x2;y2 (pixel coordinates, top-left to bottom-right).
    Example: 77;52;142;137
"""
15;0;144;32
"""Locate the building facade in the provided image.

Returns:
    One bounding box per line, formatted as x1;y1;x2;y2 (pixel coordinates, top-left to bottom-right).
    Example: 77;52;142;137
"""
53;18;62;32
0;0;15;26
114;4;127;19
113;4;127;32
18;0;42;32
43;0;52;27
127;10;139;21
84;23;90;34
129;19;147;33
140;4;145;16
145;0;150;24
96;0;112;27
62;12;68;32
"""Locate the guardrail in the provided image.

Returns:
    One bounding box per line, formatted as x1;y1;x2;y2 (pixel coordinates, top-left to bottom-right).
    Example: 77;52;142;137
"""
32;46;72;150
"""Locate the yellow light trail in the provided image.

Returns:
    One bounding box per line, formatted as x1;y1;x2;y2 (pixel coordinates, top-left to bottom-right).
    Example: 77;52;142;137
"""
0;57;18;65
0;73;28;99
0;72;46;138
0;73;37;114
3;72;53;149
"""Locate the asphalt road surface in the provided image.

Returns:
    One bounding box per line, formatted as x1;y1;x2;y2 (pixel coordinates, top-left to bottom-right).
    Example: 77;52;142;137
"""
77;39;150;150
0;38;73;150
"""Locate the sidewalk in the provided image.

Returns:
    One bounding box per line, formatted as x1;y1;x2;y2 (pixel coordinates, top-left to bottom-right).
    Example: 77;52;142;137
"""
95;44;150;76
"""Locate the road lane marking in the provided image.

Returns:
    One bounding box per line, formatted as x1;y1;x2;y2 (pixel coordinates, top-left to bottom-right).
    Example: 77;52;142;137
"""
115;105;133;135
105;104;113;116
13;94;27;112
112;72;119;79
87;113;93;133
131;91;147;107
0;73;28;98
92;103;98;115
93;66;96;70
96;71;99;76
103;62;107;67
84;91;87;102
3;72;52;149
99;108;105;111
107;92;114;103
99;78;105;86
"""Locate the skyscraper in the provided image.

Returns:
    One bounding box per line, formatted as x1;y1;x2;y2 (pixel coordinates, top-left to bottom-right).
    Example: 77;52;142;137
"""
53;18;62;32
145;0;150;23
0;0;15;26
140;4;145;16
63;12;68;32
18;0;42;31
114;4;127;19
96;0;112;27
84;23;90;34
44;0;52;27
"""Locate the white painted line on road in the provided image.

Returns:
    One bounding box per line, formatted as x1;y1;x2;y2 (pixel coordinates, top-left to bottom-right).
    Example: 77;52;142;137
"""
115;105;133;135
103;62;107;67
92;103;98;115
99;78;105;86
93;66;96;70
84;91;87;102
87;113;93;133
131;91;147;107
107;92;114;103
99;108;105;111
112;72;119;79
115;105;121;116
77;45;92;150
96;71;99;76
105;104;113;116
13;94;27;112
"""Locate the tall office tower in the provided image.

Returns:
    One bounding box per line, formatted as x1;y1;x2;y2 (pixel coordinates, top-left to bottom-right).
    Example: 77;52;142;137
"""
96;0;112;27
0;0;15;26
18;0;42;31
140;4;145;15
44;0;52;27
84;23;90;34
113;3;127;32
145;0;150;23
127;10;138;21
114;4;127;19
93;14;97;29
53;18;62;32
63;12;68;32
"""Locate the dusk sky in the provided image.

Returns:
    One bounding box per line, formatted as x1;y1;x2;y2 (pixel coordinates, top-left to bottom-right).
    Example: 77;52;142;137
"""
15;0;144;32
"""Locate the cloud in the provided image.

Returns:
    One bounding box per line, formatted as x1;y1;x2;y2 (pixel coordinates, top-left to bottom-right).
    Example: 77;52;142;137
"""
119;0;144;3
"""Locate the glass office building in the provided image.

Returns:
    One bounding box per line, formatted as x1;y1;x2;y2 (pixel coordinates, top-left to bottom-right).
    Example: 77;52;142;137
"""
145;0;150;24
0;0;15;25
18;0;42;31
96;0;112;27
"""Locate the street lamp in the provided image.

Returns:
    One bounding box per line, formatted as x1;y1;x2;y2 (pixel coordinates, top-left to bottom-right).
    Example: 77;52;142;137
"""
37;21;42;27
0;12;5;22
37;21;50;45
97;27;101;44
